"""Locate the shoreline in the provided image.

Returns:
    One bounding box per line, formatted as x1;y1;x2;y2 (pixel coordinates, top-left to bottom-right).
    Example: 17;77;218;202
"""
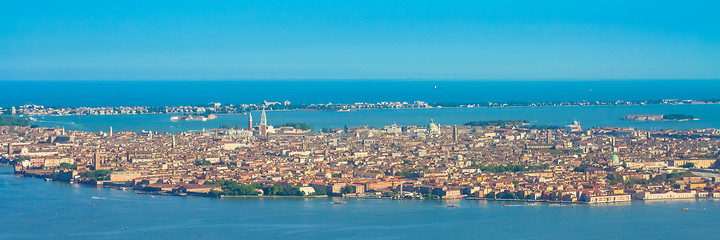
5;167;720;205
12;101;720;118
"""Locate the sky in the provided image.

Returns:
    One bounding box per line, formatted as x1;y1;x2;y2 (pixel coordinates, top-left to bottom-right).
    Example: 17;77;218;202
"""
1;0;719;80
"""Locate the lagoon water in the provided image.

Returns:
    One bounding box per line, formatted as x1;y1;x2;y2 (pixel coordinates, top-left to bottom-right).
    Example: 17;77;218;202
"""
34;104;720;133
2;80;715;133
1;167;719;240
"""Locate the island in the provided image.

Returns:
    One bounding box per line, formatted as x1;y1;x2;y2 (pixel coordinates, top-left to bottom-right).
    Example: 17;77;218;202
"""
623;114;698;121
170;114;217;121
2;98;719;117
4;116;720;204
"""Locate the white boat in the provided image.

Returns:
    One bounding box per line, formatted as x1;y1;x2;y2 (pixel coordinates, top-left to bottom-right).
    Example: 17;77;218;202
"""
446;204;460;207
332;201;347;204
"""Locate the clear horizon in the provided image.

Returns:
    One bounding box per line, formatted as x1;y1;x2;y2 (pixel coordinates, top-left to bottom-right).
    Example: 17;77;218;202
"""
1;1;719;80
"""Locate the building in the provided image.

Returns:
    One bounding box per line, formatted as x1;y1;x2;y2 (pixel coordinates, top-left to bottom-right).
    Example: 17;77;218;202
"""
298;186;316;195
565;120;582;133
260;109;267;137
631;190;696;200
428;119;440;135
452;125;458;141
109;171;142;182
668;159;717;168
581;194;631;203
385;123;402;134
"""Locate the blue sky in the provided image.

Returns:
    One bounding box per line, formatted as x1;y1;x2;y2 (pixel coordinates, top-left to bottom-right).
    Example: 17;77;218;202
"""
1;0;719;80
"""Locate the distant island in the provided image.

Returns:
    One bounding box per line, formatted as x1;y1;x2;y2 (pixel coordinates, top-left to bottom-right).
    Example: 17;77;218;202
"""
464;120;529;127
463;120;568;130
623;114;698;121
170;114;217;121
2;98;719;117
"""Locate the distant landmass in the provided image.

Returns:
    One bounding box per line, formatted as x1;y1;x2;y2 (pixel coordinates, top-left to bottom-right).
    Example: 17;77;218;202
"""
623;114;698;121
463;120;529;127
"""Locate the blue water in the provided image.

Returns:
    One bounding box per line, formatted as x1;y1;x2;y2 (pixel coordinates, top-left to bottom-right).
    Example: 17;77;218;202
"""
1;80;719;107
1;167;718;240
35;104;720;133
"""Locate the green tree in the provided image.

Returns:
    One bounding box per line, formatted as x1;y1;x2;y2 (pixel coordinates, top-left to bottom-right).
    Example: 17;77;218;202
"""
341;185;356;194
0;116;32;126
312;187;327;195
207;189;223;198
58;162;78;169
485;192;496;199
83;170;112;181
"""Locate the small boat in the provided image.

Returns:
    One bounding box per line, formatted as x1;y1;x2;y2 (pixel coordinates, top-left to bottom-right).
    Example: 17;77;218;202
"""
91;196;106;200
682;208;689;211
332;201;347;204
45;178;53;181
446;204;460;207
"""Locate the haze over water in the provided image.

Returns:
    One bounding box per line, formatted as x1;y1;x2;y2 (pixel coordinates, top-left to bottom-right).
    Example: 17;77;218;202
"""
2;80;719;107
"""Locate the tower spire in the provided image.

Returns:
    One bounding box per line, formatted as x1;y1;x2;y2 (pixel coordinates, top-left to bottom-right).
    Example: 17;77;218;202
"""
259;108;268;137
260;108;267;126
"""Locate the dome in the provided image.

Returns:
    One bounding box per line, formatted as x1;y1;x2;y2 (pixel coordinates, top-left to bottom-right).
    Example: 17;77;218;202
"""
611;154;620;163
428;119;439;134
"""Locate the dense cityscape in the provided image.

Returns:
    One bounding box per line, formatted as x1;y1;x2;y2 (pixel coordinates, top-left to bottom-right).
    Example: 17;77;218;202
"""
3;110;720;204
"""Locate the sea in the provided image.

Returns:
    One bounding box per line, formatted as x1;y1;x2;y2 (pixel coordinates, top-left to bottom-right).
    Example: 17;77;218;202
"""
1;80;718;133
2;80;720;239
1;167;719;240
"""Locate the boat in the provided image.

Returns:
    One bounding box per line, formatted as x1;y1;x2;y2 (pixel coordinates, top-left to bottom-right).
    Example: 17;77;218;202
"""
44;178;53;181
91;196;106;200
682;208;689;211
332;201;347;204
446;204;460;207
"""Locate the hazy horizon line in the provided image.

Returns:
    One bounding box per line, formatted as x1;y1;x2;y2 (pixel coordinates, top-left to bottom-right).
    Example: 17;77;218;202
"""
1;78;719;82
